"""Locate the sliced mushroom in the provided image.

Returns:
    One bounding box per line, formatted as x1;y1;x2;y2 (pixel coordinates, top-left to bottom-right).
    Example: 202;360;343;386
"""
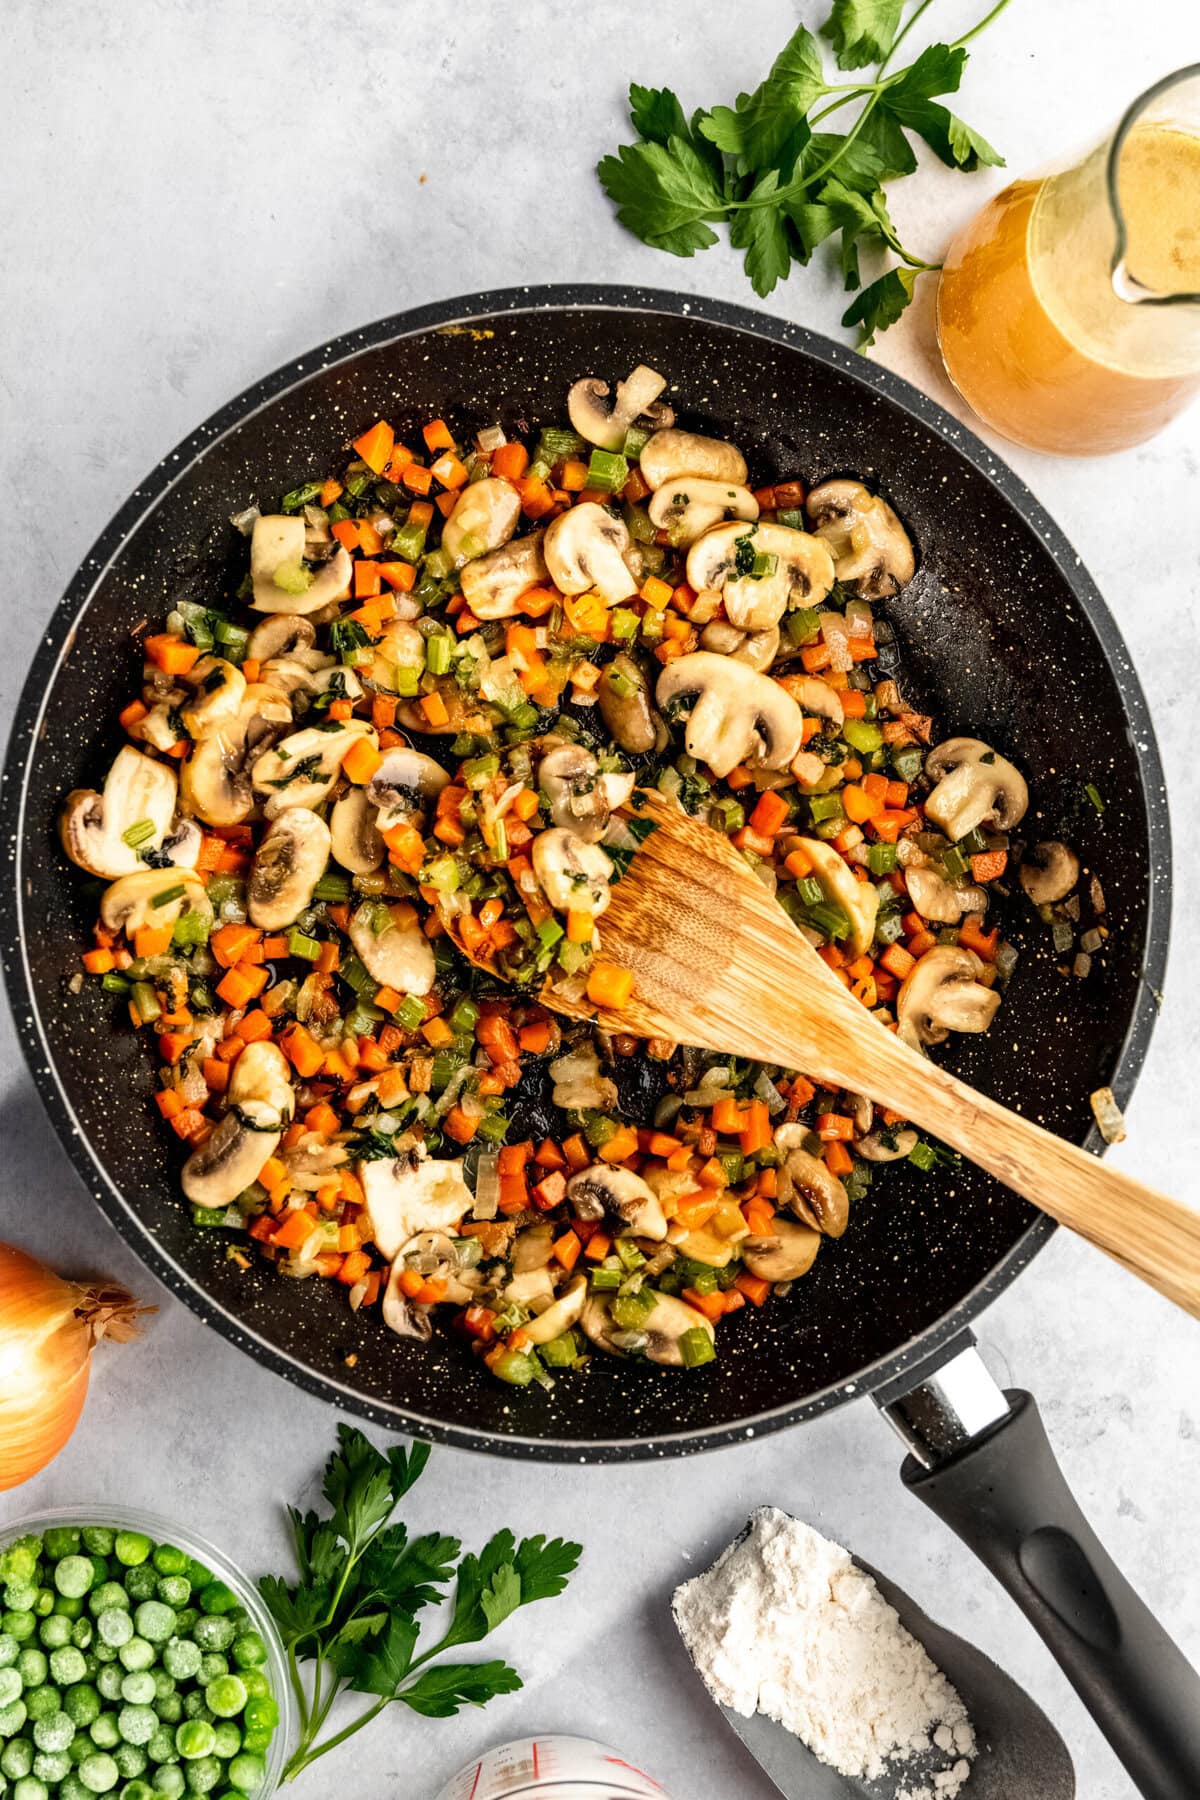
856;1127;920;1162
247;807;331;929
460;530;549;620
381;1270;433;1340
181;1041;293;1208
598;654;666;754
924;739;1029;841
581;1290;715;1367
348;899;436;994
395;1230;476;1306
548;1042;619;1112
568;365;670;451
250;514;353;615
639;429;748;491
99;869;212;939
246;614;317;663
778;1146;850;1238
742;1216;821;1282
441;477;522;567
282;1134;350;1191
687;522;835;632
774;672;844;727
358;1150;472;1260
896;945;1001;1049
789;835;880;957
60;747;201;878
367;749;450;831
364;621;427;695
656;652;803;780
544;503;637;605
648;479;759;549
251;720;378;818
532;828;613;917
699;620;780;672
523;1274;588;1345
905;863;987;925
566;1163;667;1240
806;479;915;598
330;788;385;875
180;683;293;827
538;745;634;844
179;657;247;740
1019;841;1080;906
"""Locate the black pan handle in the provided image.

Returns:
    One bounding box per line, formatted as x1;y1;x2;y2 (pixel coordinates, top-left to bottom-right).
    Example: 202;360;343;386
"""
878;1333;1200;1800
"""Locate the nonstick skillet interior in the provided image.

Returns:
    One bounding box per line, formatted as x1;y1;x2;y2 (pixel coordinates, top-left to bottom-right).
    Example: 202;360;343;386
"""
1;287;1170;1459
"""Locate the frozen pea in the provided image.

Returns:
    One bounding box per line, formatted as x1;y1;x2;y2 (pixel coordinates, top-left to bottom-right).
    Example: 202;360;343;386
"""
0;1698;29;1736
89;1587;129;1619
4;1614;36;1646
98;1611;134;1650
87;1558;110;1590
51;1646;89;1687
202;1677;245;1720
192;1620;233;1655
171;1613;198;1640
0;1636;18;1669
238;1727;270;1755
62;1776;92;1800
39;1616;73;1650
195;1587;236;1620
79;1749;121;1791
55;1559;96;1600
98;1668;124;1702
113;1537;151;1570
121;1675;156;1707
65;1683;102;1727
114;1741;147;1778
43;1530;81;1562
0;1668;22;1706
151;1549;188;1579
180;1695;210;1723
34;1747;72;1781
229;1634;265;1672
155;1579;190;1611
31;1709;75;1752
117;1704;157;1746
123;1570;157;1605
54;1597;86;1622
80;1530;115;1559
210;1721;240;1760
154;1694;183;1726
174;1720;214;1761
182;1755;220;1794
227;1751;264;1791
17;1651;46;1687
118;1640;155;1674
145;1724;177;1764
183;1567;210;1595
4;1584;38;1614
1;1737;34;1777
72;1618;95;1651
161;1644;201;1684
25;1687;62;1723
11;1775;50;1800
134;1605;175;1646
121;1783;155;1800
93;1645;118;1666
152;1767;185;1797
238;1671;268;1702
89;1713;121;1749
151;1673;175;1704
34;1592;55;1620
196;1656;226;1686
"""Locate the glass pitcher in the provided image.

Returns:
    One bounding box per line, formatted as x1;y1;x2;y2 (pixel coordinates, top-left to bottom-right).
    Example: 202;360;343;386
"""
936;65;1200;455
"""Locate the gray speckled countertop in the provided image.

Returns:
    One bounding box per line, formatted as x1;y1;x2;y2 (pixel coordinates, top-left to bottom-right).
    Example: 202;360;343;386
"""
2;4;1198;1797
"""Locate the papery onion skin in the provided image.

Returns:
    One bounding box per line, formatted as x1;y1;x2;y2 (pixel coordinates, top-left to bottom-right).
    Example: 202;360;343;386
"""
0;1243;151;1491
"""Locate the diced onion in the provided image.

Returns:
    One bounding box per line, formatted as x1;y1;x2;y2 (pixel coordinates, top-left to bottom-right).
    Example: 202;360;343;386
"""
821;609;854;673
229;505;260;536
473;1152;500;1220
1090;1086;1126;1144
476;424;508;453
753;1070;787;1114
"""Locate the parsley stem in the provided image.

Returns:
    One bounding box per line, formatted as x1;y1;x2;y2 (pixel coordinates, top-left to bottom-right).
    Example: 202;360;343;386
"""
878;0;937;73
283;1697;390;1780
949;0;1013;53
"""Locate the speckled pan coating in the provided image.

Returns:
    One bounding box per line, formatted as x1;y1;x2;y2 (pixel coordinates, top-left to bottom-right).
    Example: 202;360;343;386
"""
0;286;1171;1462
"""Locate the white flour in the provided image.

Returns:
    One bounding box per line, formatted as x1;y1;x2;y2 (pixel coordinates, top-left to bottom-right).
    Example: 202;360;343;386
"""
673;1507;975;1798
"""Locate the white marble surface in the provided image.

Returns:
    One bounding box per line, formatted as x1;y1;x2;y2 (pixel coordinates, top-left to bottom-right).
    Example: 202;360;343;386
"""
2;4;1199;1797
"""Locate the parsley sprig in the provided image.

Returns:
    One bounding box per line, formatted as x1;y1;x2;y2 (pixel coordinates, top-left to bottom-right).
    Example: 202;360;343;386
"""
260;1425;582;1781
597;0;1009;344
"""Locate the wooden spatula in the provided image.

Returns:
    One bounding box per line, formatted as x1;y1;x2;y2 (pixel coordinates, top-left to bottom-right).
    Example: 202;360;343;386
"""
543;792;1200;1319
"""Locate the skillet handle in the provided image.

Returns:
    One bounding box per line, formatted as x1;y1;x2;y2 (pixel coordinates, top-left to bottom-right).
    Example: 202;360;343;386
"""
881;1340;1200;1800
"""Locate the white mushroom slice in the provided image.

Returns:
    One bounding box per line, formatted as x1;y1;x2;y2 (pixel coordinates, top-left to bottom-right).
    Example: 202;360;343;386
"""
778;1145;850;1237
566;1164;667;1240
60;747;200;879
806;479;915;598
687;522;835;632
330;788;385;875
905;863;987;925
99;869;211;939
742;1216;821;1282
180;683;293;827
856;1127;920;1162
597;653;665;755
365;621;427;694
441;477;522;567
348;900;435;994
800;836;879;956
251;720;377;818
1019;841;1080;907
897;945;1002;1049
538;745;633;845
548;1043;619;1112
396;1231;476;1306
181;1041;293;1208
699;620;780;672
583;1290;715;1367
568;365;670;451
639;428;748;491
774;672;844;726
367;749;450;831
247;807;331;930
250;514;353;615
532;828;613;917
656;652;803;779
924;738;1029;841
180;658;247;739
522;1273;588;1345
544;503;637;605
460;530;549;620
246;614;317;663
648;479;759;549
358;1150;472;1259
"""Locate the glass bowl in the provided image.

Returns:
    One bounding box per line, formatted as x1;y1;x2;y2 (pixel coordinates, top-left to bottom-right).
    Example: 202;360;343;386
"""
0;1503;292;1795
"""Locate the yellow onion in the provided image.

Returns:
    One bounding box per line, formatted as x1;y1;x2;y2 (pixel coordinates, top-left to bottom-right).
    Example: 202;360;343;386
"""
0;1243;154;1491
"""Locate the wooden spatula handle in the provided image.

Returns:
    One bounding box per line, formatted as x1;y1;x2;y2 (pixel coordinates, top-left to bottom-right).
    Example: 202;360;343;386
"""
780;1017;1200;1319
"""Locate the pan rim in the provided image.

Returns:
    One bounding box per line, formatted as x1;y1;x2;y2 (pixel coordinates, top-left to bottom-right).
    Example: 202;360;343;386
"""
0;282;1173;1461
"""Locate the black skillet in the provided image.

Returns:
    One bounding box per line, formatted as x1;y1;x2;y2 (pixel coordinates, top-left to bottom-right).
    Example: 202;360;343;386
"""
3;288;1197;1795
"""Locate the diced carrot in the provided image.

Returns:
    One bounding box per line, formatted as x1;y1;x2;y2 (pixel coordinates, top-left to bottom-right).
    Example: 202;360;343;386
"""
562;1133;590;1171
353;419;395;473
908;930;937;959
870;810;915;843
682;1288;726;1323
879;943;916;980
330;518;362;552
336;1250;372;1286
734;1273;771;1307
959;917;1000;962
341;737;383;786
169;1108;207;1141
378;560;417;594
749;789;790;837
402;463;433;496
971;850;1008;883
430;451;468;489
560;458;589;491
730;826;775;857
565;909;594;946
81;948;115;974
274;1210;320;1252
816;1112;854;1141
118;699;149;733
442;1105;478;1144
215;964;268;1008
487;441;527;481
800;642;833;673
420;690;450;728
824;1139;854;1177
551;1229;581;1272
783;846;815;881
132;923;174;960
640;574;674;610
597;1124;639;1165
202;1057;230;1093
842;783;884;824
533;1171;567;1210
211;923;262;969
420;1016;455;1049
143;634;200;676
711;1095;747;1137
885;779;910;809
743;1200;776;1236
281;1024;325;1079
304;1102;339;1137
155;1088;184;1120
739;1099;772;1156
423;418;455;452
586;961;635;1011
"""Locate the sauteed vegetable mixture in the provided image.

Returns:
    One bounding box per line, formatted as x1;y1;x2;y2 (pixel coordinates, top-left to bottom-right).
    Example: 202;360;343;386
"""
61;367;1092;1388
